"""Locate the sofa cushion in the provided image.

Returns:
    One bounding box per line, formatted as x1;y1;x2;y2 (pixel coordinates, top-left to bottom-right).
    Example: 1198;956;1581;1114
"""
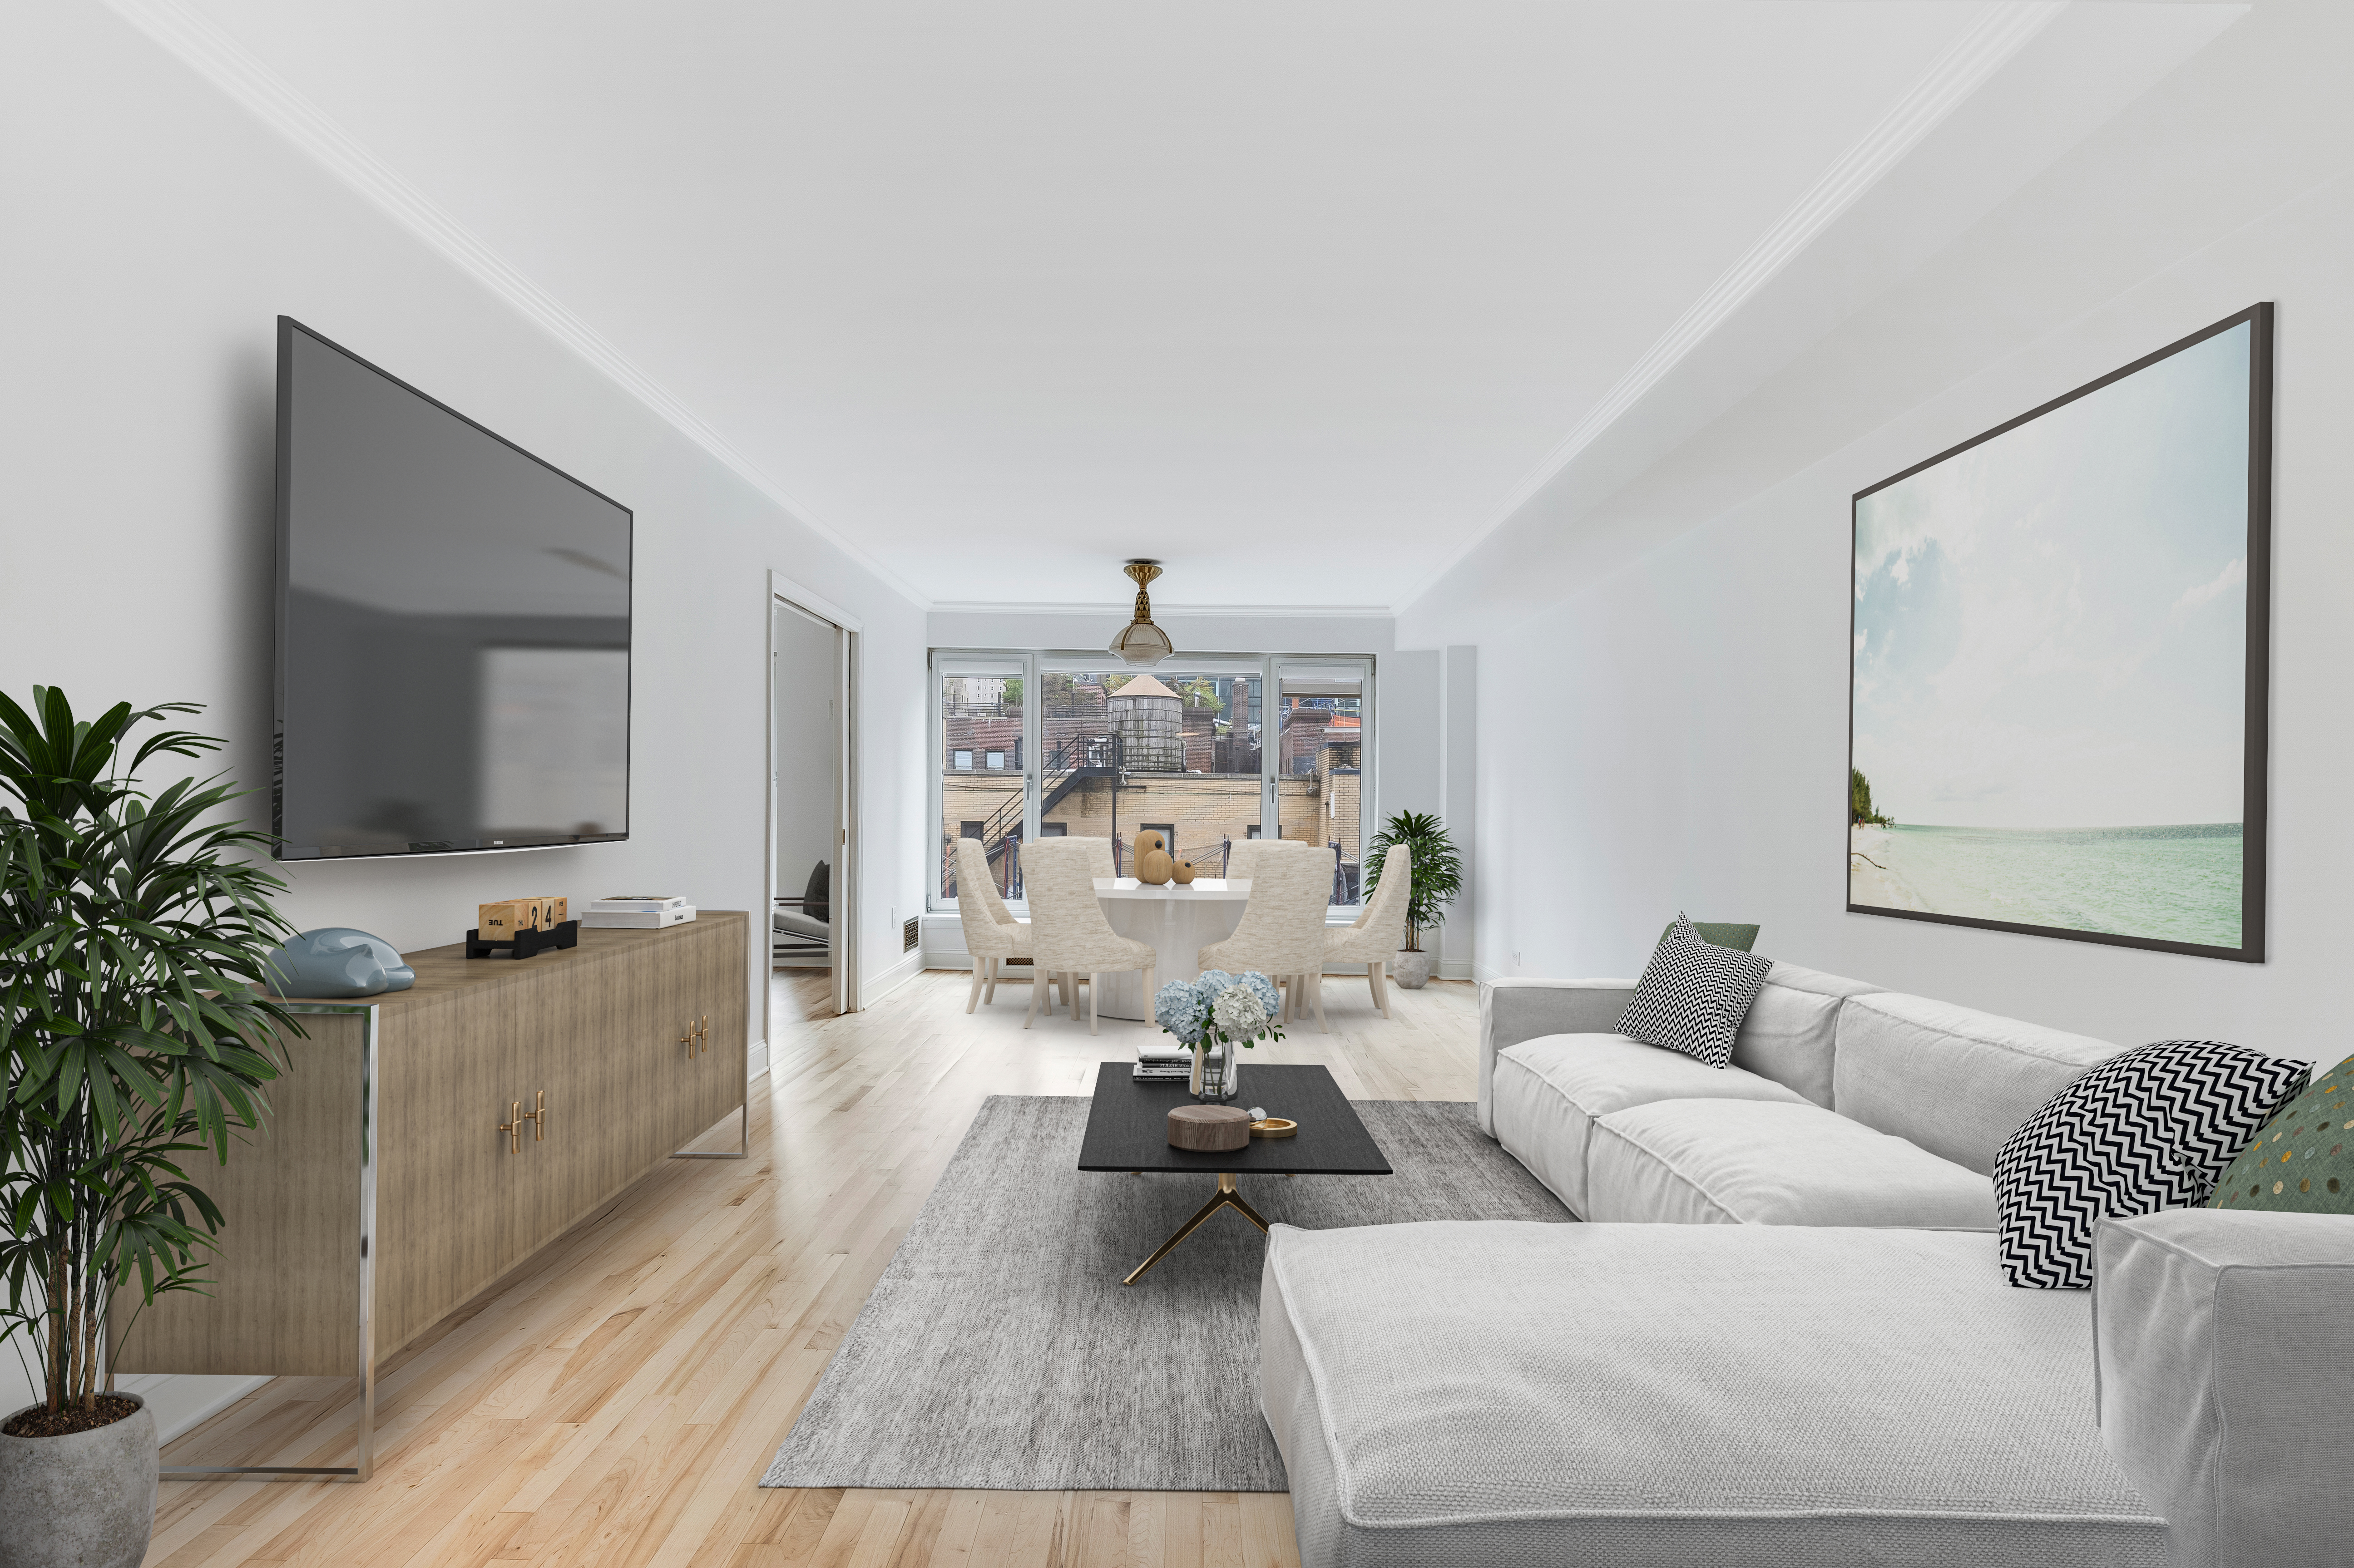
1729;961;1880;1109
1587;1098;1997;1228
1617;915;1773;1067
2094;1209;2354;1568
1262;1220;2166;1568
2211;1050;2354;1214
1490;1034;1809;1217
1996;1039;2308;1288
1835;991;2122;1175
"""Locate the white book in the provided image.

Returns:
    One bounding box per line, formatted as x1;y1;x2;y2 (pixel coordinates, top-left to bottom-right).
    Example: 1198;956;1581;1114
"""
587;895;688;912
581;905;697;929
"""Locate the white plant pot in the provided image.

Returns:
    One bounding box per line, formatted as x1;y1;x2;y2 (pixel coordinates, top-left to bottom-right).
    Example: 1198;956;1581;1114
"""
0;1394;158;1568
1391;950;1435;989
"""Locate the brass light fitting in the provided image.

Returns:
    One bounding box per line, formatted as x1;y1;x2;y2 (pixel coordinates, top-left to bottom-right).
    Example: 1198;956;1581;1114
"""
1108;559;1174;667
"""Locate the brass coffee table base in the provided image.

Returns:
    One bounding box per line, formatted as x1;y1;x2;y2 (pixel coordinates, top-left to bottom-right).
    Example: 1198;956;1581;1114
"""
1123;1173;1269;1286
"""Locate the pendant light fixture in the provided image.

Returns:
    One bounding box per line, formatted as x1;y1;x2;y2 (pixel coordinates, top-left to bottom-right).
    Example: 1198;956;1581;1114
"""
1108;558;1175;666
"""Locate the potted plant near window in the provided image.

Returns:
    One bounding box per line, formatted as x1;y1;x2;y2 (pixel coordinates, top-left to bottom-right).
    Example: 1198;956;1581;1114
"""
1363;811;1461;990
0;690;296;1568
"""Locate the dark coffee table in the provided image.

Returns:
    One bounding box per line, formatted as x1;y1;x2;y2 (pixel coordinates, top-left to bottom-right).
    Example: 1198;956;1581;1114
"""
1078;1062;1391;1284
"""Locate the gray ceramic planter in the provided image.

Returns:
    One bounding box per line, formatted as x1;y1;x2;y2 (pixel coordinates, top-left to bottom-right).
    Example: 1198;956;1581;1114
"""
1391;949;1435;989
0;1395;158;1568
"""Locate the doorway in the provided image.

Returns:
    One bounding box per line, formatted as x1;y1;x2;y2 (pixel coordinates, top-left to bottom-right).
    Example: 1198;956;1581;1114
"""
768;577;857;1035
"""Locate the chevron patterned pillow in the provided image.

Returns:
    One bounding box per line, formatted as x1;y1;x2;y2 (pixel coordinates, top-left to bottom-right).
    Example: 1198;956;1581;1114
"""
1994;1039;2309;1289
1616;913;1773;1068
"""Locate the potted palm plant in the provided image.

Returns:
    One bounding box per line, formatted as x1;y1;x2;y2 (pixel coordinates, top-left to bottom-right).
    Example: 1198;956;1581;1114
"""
0;690;296;1568
1363;810;1461;990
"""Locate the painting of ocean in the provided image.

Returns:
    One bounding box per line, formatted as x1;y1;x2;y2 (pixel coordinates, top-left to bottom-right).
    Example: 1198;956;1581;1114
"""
1848;305;2267;957
1849;823;2241;950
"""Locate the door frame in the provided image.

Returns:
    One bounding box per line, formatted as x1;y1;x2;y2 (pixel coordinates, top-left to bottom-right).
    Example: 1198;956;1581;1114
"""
767;571;861;1021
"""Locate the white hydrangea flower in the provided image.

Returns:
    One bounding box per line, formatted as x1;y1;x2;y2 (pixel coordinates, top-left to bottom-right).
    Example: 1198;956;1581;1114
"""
1212;984;1269;1041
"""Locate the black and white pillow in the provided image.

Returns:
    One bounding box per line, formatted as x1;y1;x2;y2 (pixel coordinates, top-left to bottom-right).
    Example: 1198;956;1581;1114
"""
1995;1038;2309;1290
1616;914;1774;1068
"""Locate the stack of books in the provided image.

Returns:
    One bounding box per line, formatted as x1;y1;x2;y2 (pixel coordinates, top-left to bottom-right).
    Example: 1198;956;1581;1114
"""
1134;1043;1194;1082
581;895;697;929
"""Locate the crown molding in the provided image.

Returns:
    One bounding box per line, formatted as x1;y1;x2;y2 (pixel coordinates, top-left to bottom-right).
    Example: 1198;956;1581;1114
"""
1398;0;2067;614
103;0;932;611
928;601;1397;620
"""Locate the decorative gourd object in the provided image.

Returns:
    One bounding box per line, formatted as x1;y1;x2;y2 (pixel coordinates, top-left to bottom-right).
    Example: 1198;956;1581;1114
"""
1171;858;1197;884
1134;829;1175;885
261;928;415;999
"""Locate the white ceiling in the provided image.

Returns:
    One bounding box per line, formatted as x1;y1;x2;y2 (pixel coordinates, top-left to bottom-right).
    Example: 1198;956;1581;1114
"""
159;1;2228;612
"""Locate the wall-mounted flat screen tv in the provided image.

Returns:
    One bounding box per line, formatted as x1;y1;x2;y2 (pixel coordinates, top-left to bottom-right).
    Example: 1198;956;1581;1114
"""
274;316;632;860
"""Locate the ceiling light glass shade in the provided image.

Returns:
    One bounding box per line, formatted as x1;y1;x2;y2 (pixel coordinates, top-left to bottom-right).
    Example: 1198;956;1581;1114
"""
1109;559;1174;666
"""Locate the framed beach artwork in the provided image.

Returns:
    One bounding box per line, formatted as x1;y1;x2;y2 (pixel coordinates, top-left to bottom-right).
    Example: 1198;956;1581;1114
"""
1848;303;2273;962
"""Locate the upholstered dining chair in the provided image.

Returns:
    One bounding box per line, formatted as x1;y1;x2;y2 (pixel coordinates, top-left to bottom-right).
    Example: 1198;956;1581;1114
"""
953;838;1034;1013
1324;843;1410;1020
1221;838;1270;886
1020;837;1156;1034
1198;840;1334;1032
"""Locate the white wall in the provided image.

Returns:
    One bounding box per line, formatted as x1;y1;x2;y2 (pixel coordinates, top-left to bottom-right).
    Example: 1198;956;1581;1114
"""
1448;2;2354;1061
0;4;929;1430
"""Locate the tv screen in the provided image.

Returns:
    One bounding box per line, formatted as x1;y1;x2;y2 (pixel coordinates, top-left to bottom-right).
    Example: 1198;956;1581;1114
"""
274;317;632;860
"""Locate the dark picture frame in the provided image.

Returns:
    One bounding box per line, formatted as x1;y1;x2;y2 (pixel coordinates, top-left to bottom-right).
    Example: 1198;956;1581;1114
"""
1847;302;2272;962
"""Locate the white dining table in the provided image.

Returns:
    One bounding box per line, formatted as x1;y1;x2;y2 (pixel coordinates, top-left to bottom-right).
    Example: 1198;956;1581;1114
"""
1089;877;1252;1021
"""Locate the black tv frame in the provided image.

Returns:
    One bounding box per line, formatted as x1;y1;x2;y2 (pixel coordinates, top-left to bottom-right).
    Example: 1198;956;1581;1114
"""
272;315;634;862
1846;302;2272;963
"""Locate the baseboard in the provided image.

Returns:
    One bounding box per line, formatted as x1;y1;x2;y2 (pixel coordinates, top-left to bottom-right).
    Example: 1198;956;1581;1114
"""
865;949;925;1004
114;1372;274;1446
1439;959;1475;980
747;1036;769;1081
1472;961;1505;986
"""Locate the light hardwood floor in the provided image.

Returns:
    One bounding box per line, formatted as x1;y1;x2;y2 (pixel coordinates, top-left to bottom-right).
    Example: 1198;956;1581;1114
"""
144;967;1480;1568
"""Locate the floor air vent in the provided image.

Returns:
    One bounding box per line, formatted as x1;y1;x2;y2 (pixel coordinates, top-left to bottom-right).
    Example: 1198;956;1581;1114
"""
904;916;920;953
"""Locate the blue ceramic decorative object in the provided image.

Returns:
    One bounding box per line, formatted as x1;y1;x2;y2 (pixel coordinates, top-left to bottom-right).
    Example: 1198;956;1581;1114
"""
262;928;416;999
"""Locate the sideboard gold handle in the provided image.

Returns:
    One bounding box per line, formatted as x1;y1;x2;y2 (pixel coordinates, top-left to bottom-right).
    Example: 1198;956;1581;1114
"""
697;1016;709;1055
681;1026;694;1058
524;1088;548;1142
498;1100;522;1154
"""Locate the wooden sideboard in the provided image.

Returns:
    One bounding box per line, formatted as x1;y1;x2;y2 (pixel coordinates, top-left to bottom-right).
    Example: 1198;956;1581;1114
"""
119;912;750;1480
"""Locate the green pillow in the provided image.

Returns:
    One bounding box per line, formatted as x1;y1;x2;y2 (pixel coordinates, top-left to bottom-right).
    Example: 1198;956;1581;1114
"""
2212;1053;2354;1213
1656;921;1761;953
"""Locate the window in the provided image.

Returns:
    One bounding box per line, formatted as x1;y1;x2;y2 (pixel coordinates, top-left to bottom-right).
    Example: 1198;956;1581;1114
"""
930;650;1371;910
1277;666;1366;907
939;660;1023;899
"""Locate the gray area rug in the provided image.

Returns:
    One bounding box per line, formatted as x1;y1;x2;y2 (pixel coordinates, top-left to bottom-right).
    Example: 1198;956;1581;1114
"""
762;1095;1571;1493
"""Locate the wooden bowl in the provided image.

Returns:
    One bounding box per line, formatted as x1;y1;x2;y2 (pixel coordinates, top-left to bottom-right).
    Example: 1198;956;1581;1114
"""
1167;1103;1252;1151
1250;1117;1299;1139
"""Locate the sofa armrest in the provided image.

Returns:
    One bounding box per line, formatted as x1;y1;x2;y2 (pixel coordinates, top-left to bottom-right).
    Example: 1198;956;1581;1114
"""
1477;978;1637;1135
2093;1208;2354;1567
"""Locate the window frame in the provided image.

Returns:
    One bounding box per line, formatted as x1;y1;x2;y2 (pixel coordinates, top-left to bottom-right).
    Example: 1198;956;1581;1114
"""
929;648;1375;916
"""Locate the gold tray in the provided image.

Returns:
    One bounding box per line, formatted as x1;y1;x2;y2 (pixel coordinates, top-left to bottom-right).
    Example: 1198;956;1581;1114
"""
1250;1117;1298;1138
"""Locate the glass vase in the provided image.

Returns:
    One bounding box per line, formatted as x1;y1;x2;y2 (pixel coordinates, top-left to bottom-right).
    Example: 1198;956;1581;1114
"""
1193;1040;1239;1103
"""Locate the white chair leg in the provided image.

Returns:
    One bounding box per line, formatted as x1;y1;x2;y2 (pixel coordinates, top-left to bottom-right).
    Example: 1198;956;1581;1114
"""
1372;961;1392;1020
1142;964;1157;1016
983;958;999;1005
1312;971;1329;1034
1024;971;1040;1029
966;962;984;1014
1088;972;1101;1035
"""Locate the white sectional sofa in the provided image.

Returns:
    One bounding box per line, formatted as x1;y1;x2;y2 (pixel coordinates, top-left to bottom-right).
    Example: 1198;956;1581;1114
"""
1478;963;2122;1226
1261;964;2354;1568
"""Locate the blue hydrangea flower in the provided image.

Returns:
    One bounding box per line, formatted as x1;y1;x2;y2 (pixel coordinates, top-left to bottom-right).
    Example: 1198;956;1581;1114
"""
1155;978;1208;1044
1238;971;1280;1015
